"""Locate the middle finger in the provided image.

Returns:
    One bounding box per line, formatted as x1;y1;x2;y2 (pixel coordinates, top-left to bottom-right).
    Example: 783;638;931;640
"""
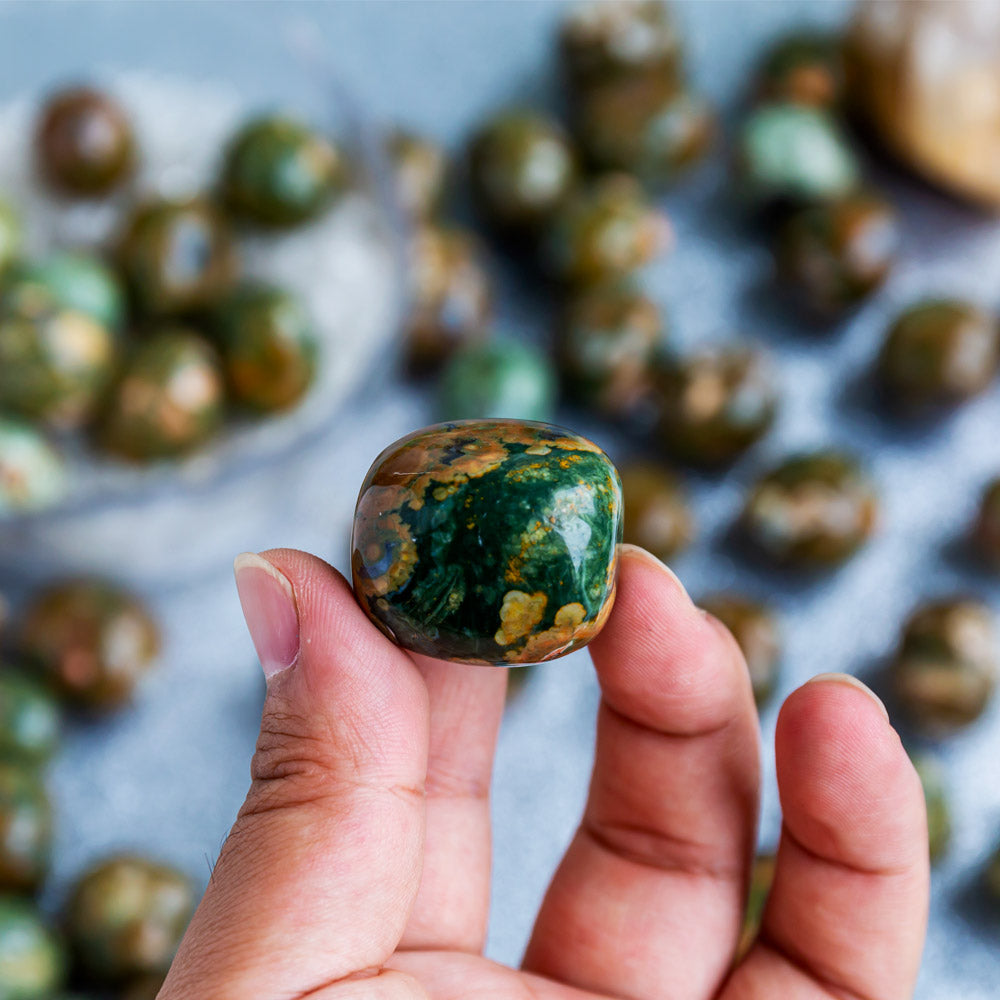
523;545;761;1000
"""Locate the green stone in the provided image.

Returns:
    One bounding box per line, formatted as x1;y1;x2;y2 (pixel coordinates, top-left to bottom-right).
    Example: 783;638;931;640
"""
0;764;52;894
352;420;623;665
404;224;493;376
559;0;682;93
0;670;61;764
877;299;999;412
97;329;225;462
736;103;860;210
0;419;66;513
120;977;166;1000
654;344;778;467
0;896;65;1000
221;115;347;228
986;842;1000;904
386;128;447;222
755;32;844;108
558;282;662;422
620;462;693;562
544;174;668;286
0;289;118;429
65;856;193;984
0;198;22;276
975;477;1000;570
777;193;899;315
741;450;877;568
577;78;714;184
468;110;578;232
5;252;126;331
699;593;780;706
213;284;317;413
20;578;161;710
36;87;134;198
117;198;237;317
737;853;775;959
438;340;556;423
909;750;951;863
891;598;997;732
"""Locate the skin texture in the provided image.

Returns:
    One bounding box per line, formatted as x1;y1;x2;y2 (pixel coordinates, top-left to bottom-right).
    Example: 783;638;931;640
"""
160;544;929;1000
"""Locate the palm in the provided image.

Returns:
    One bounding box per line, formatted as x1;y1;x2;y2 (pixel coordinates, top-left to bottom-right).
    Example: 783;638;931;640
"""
162;547;928;1000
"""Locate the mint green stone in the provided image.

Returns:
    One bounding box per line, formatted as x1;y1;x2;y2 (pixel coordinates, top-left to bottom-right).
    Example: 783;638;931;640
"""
0;897;64;1000
438;340;556;422
738;103;860;208
5;252;126;331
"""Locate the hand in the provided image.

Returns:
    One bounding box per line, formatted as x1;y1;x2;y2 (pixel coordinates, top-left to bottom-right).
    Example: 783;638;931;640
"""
161;544;929;1000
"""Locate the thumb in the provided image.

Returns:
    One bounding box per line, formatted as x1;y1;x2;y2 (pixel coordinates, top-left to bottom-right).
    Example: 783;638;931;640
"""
160;549;431;1000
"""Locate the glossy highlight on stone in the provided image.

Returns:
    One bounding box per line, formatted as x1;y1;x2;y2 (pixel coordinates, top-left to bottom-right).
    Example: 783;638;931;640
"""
352;419;623;665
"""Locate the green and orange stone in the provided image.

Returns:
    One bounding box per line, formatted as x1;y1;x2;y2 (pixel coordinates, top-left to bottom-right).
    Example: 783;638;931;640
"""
352;420;623;665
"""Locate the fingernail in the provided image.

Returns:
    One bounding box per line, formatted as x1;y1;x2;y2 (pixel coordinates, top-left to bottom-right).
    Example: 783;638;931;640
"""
619;543;689;598
234;552;300;680
806;672;889;721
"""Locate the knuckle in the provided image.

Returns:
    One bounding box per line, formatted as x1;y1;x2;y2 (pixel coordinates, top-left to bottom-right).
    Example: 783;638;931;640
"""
238;702;425;823
252;707;334;784
583;816;745;883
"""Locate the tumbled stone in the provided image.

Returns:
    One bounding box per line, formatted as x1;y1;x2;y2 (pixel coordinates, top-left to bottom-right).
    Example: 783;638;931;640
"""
352;419;623;665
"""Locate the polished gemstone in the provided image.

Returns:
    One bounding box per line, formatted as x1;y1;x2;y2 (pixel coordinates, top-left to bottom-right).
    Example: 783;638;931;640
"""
352;419;623;665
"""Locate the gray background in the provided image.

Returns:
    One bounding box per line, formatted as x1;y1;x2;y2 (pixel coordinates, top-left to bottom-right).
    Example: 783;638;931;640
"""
1;2;999;997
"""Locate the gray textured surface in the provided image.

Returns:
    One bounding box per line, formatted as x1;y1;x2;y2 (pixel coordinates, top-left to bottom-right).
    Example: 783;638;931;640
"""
2;2;999;997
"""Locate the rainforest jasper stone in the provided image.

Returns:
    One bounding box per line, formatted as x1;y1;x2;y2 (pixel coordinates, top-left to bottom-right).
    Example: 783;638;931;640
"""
352;420;623;665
